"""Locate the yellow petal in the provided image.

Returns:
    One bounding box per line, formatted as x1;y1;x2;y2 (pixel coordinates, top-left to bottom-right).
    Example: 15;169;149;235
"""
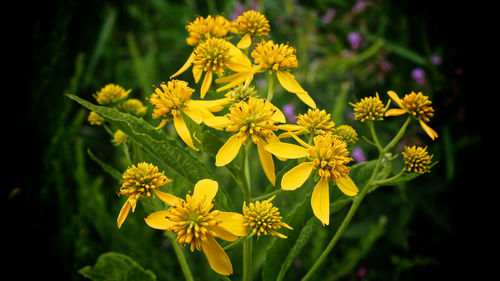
385;108;407;117
311;177;330;226
193;179;219;202
269;103;286;123
281;161;314;190
202;236;233;275
193;65;203;83
237;33;252;49
228;41;252;67
153;190;182;206
203;116;232;130
117;199;132;229
257;140;276;186
277;124;303;131
276;71;316;108
264;142;309;159
215;71;254;93
387;90;403;108
212;225;239;242
190;98;231;112
335;176;359;196
419;120;439;140
171;51;195;79
200;70;213;99
215;134;244;166
217;212;249;237
173;114;199;151
144;210;175;230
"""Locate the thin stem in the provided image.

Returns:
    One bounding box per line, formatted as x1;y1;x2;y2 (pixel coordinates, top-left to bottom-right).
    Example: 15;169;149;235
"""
250;189;281;201
384;117;411;151
240;143;252;281
223;232;256;251
368;121;383;152
266;72;275;101
165;232;195;281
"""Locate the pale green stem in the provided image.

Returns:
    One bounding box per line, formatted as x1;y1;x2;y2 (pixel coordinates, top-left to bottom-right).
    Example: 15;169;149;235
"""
368;121;383;152
240;144;252;281
250;189;282;201
165;232;195;281
384;117;411;151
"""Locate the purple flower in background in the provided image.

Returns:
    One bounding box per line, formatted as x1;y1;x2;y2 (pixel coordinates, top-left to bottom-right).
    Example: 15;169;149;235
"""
321;8;336;23
357;266;367;278
231;1;259;21
352;0;368;13
430;55;442;65
347;32;362;50
352;147;367;163
282;104;297;123
411;68;425;86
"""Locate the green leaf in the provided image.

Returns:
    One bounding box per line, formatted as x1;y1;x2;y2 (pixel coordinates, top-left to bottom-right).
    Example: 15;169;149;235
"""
87;148;123;182
67;94;214;185
349;159;392;191
79;252;156;281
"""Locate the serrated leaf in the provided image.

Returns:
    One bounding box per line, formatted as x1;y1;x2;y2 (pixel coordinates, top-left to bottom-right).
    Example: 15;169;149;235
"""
79;252;156;281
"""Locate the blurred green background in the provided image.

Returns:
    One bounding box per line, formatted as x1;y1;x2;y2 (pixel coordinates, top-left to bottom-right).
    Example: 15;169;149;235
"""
8;0;480;280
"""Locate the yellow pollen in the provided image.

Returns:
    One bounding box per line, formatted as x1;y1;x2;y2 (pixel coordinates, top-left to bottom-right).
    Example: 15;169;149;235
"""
93;83;131;105
251;40;298;71
243;195;292;238
402;145;433;174
148;80;194;122
193;38;231;76
350;93;388;122
308;134;352;182
296;108;336;135
232;10;270;37
400;92;435;122
185;15;231;46
119;162;170;199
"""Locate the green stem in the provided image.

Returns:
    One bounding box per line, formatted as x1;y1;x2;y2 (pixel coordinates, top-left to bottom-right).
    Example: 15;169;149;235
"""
165;232;195;281
384;117;411;151
267;72;275;101
368;121;383;152
250;189;281;201
223;232;256;251
240;143;252;281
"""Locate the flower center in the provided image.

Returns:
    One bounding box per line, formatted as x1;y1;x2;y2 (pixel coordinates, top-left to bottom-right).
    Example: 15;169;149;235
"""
149;80;194;120
243;196;291;238
232;10;270;37
296;108;336;135
350;94;387;122
308;134;352;181
402;145;433;174
193;38;231;75
401;92;435;122
186;15;231;46
119;162;169;200
251;40;298;71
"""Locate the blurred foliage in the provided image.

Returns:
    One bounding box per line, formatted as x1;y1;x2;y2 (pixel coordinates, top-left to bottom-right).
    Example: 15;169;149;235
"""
8;0;478;280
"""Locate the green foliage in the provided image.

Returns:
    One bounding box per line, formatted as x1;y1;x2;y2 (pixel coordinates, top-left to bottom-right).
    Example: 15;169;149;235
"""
79;252;156;281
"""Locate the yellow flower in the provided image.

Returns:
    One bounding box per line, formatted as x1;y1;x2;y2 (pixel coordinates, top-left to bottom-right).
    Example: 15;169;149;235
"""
402;145;433;174
120;98;148;117
349;93;390;122
170;38;253;98
243;195;293;238
278;108;335;138
249;40;316;108
185;15;232;46
231;10;270;49
112;130;128;146
93;83;131;105
117;162;175;229
145;179;249;276
335;125;358;145
148;79;226;151
264;133;358;226
204;97;286;186
88;111;104;126
385;91;438;140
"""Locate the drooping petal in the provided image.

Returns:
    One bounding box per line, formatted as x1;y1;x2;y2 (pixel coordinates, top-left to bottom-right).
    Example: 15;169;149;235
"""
171;51;195;79
387;90;404;108
311;177;330;226
211;225;239;242
201;236;233;276
144;211;175;230
217;212;249;237
193;65;204;83
182;106;212;124
173;114;199;151
189;98;231;112
276;71;316;108
237;33;252;49
384;108;407;117
200;70;213;99
193;179;219;202
264;142;309;159
257;140;276;186
117;199;132;229
335;176;359;196
268;102;286;123
203;116;232;130
228;41;252;67
215;70;255;93
419;119;439;140
281;161;314;190
215;134;244;166
153;190;182;206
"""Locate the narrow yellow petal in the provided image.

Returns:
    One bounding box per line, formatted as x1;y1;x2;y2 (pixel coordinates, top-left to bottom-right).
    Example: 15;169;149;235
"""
153;190;182;206
269;103;286;123
215;134;243;166
212;225;239;242
228;41;252;67
419;119;439;140
384;108;407;117
173;114;199;151
189;98;231;112
387;90;404;108
200;70;213;99
193;65;203;83
335;176;359;196
311;177;330;226
193;179;219;202
217;212;249;237
215;71;254;93
264;142;309;159
117;199;132;229
276;71;316;108
202;236;233;275
281;161;314;190
170;51;195;79
204;116;232;130
144;211;175;230
237;33;252;49
257;140;276;186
